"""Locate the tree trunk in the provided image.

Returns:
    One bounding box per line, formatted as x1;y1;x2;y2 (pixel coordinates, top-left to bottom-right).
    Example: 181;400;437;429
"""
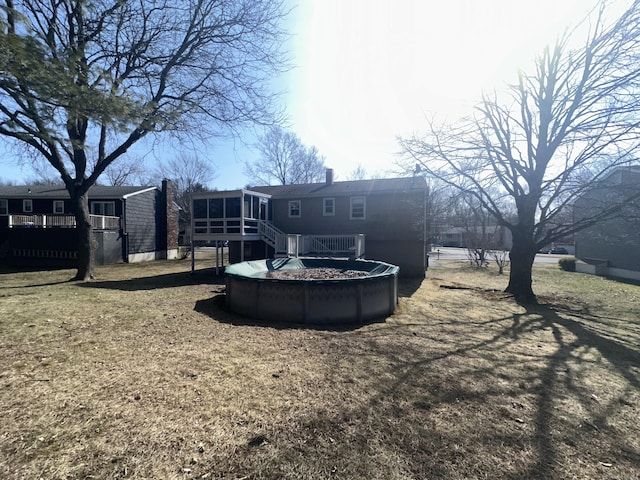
70;191;95;281
505;228;538;304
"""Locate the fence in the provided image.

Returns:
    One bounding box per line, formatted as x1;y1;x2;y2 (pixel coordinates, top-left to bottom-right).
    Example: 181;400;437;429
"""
8;214;120;230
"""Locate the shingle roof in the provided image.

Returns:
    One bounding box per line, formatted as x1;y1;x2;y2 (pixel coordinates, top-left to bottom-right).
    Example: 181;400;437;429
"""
249;176;427;198
0;185;156;199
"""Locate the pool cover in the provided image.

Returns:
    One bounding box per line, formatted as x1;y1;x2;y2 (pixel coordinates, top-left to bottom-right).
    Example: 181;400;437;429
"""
225;257;399;280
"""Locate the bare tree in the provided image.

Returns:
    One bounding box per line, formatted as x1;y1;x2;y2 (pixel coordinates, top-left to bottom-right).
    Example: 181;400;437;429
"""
294;145;327;184
346;163;388;181
245;126;326;185
400;0;640;302
152;154;217;230
450;193;503;268
0;0;288;280
423;179;457;248
348;164;369;181
489;249;510;275
102;156;147;186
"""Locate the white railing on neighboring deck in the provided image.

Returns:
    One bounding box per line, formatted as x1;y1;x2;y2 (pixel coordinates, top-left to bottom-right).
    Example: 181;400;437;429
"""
9;214;120;230
9;214;75;228
90;214;120;230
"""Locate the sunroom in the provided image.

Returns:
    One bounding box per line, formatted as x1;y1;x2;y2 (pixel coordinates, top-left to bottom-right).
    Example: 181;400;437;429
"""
191;189;275;264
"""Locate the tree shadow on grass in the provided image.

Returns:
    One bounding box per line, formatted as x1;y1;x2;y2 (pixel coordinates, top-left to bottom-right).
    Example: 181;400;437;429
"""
0;264;73;274
601;275;640;287
510;303;640;479
0;265;77;288
77;268;225;291
233;293;640;479
1;278;75;289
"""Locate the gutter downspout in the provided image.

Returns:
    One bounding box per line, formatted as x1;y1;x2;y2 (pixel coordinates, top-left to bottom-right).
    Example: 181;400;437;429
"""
191;199;195;275
122;198;129;263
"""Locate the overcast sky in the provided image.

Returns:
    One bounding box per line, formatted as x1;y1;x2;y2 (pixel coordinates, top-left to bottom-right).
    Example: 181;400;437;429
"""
1;0;601;188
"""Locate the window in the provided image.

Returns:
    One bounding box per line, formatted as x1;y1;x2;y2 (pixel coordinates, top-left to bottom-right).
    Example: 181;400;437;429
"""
194;221;208;234
53;200;64;214
242;194;261;219
208;198;223;218
91;201;115;216
193;199;207;219
225;197;241;218
252;196;260;219
23;199;33;213
0;199;7;215
288;200;301;218
350;196;366;219
323;198;335;216
244;194;251;218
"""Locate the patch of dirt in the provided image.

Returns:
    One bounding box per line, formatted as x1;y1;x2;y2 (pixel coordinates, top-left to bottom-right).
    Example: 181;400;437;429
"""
439;280;591;310
439;281;512;300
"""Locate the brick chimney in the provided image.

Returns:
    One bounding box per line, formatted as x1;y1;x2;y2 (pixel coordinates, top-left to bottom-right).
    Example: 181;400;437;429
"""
326;168;334;186
162;179;179;258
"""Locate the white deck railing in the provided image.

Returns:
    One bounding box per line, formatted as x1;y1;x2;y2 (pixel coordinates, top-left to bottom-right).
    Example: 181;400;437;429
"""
307;235;355;254
277;231;365;258
193;219;366;258
304;234;365;257
9;214;120;230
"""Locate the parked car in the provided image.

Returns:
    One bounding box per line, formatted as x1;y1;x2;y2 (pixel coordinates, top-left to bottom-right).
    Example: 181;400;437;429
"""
550;246;569;254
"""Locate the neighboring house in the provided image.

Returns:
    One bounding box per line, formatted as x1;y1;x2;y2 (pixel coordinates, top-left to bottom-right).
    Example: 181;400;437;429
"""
0;180;178;267
441;224;512;249
574;166;640;281
191;170;428;277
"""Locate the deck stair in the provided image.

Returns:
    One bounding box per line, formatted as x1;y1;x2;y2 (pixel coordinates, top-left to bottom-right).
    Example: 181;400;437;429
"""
258;220;287;255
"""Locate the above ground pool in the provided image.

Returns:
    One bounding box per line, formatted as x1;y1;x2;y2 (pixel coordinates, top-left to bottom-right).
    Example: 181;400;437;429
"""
224;257;399;324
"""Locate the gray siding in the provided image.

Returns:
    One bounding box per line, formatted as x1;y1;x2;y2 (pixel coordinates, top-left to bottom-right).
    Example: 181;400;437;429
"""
272;190;425;240
574;168;640;271
124;189;159;255
6;198;74;215
271;189;427;277
575;210;640;271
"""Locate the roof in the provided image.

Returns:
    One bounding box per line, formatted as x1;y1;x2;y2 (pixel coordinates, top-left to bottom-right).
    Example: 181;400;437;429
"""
249;176;427;198
0;185;157;199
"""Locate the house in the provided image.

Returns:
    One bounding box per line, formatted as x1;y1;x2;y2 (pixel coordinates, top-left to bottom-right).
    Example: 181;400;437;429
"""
191;170;428;277
0;180;178;267
573;166;640;281
441;224;512;249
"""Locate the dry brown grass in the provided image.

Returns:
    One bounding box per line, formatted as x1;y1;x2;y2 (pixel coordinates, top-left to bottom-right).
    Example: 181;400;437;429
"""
0;258;638;479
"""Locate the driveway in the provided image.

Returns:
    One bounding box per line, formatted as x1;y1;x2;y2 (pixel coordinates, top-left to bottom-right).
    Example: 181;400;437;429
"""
429;247;569;265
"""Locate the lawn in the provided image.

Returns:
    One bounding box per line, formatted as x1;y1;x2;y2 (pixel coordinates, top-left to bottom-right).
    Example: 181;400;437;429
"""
0;258;638;479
